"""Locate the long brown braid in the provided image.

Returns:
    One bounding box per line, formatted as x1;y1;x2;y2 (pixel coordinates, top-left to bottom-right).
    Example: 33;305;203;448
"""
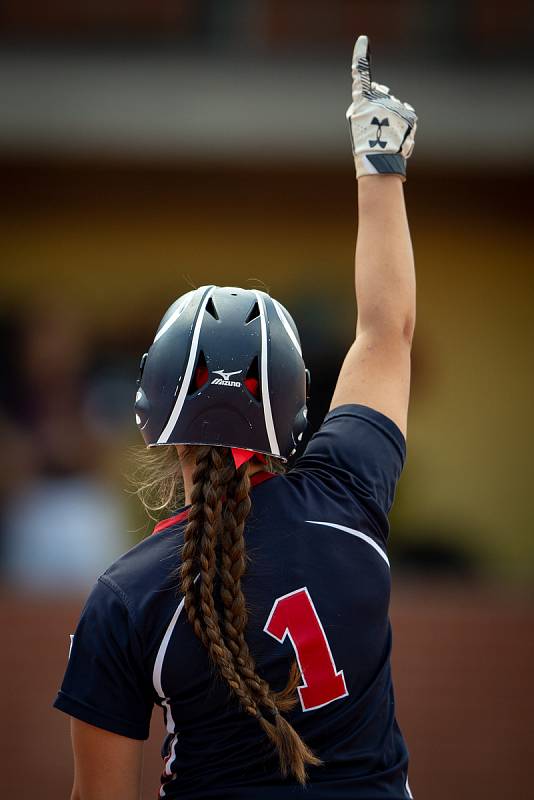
219;465;300;712
179;445;321;784
180;446;259;716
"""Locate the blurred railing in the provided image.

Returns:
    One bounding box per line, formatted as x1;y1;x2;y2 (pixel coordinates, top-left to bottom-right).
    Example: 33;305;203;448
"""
1;0;533;62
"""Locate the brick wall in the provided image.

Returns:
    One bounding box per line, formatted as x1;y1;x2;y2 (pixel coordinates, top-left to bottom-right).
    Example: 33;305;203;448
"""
1;582;532;799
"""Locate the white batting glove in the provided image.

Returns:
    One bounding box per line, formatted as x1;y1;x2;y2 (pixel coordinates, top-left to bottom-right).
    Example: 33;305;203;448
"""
346;35;417;180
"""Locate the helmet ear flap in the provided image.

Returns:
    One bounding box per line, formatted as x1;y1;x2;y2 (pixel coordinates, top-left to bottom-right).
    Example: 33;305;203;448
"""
291;369;309;454
136;352;148;388
291;406;309;455
134;386;150;429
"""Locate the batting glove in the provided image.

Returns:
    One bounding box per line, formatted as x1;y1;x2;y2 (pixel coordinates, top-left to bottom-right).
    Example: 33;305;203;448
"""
346;35;417;180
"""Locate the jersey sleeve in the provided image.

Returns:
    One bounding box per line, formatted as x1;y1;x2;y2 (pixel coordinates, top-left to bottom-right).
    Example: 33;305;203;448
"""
296;403;406;516
53;576;154;740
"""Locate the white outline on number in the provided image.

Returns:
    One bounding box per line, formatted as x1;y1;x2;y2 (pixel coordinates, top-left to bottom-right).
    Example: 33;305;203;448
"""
263;586;348;712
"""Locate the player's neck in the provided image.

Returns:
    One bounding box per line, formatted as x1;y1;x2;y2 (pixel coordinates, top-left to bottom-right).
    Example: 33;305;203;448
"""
179;453;266;506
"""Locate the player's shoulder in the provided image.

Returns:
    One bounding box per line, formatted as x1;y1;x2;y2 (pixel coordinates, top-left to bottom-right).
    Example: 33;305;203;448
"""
98;511;188;623
303;403;406;464
99;476;282;607
291;403;406;519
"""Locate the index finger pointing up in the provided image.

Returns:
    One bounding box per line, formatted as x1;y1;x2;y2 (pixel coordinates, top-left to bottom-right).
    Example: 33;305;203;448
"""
351;35;372;97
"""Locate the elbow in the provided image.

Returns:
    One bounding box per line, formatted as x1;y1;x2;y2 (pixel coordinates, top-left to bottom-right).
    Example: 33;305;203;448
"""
358;311;415;348
402;313;416;347
70;782;81;800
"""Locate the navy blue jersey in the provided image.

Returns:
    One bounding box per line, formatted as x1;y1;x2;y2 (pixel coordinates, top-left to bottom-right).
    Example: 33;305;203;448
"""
54;404;412;799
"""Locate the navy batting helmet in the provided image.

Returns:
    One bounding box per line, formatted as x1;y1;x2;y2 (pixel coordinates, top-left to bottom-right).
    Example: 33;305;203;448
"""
135;285;309;461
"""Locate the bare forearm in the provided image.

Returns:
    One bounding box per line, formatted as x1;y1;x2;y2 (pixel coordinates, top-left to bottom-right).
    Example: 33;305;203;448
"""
355;175;415;342
332;35;417;432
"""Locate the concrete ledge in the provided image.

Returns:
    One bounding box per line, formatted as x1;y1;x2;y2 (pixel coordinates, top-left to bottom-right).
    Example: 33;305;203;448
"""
1;50;532;164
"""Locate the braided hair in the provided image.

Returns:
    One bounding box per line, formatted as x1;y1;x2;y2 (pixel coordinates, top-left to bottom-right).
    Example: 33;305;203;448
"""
180;445;321;784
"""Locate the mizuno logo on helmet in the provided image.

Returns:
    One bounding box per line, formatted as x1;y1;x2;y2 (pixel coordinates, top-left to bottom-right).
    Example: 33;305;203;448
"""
211;369;242;387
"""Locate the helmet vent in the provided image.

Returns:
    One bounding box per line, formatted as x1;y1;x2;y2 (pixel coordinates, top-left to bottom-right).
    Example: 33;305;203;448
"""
245;301;260;324
244;356;261;400
205;297;219;320
189;350;209;394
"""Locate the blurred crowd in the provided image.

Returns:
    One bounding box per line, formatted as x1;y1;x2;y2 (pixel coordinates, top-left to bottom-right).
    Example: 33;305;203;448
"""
0;306;135;591
0;0;532;588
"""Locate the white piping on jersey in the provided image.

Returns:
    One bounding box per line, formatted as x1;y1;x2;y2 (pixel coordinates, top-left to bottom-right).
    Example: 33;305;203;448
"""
153;596;186;797
153;292;193;344
153;598;185;703
271;298;302;356
161;732;178;792
153;576;202;797
305;520;390;567
253;290;280;456
157;286;215;444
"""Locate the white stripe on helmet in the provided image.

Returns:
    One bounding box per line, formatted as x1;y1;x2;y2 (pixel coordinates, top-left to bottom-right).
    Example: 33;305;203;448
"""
153;291;194;343
272;298;302;356
157;286;215;444
253;290;280;457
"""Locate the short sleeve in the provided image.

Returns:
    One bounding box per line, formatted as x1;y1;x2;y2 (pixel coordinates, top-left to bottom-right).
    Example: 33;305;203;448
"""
296;403;406;515
53;576;154;740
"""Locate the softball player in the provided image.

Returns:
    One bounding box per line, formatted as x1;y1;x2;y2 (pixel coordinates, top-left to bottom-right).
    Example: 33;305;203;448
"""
55;36;417;799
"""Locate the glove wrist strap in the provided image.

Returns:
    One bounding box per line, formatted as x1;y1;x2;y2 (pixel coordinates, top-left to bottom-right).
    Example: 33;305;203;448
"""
355;153;407;181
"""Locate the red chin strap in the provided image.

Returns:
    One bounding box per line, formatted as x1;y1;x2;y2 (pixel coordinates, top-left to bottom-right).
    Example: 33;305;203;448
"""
194;366;265;471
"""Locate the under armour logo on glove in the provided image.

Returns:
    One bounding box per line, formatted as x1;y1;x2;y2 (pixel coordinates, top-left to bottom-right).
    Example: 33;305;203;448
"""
346;34;417;179
369;117;389;149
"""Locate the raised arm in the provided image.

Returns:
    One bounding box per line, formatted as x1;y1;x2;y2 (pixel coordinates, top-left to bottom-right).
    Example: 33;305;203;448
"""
330;36;418;437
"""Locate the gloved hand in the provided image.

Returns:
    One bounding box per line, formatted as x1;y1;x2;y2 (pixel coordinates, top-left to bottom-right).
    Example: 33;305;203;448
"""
346;35;418;180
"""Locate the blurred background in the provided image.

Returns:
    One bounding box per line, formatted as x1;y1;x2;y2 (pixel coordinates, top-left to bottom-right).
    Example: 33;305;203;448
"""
0;2;533;798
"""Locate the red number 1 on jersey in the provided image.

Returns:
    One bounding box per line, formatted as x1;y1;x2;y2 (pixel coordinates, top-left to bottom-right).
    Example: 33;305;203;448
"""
264;587;348;712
